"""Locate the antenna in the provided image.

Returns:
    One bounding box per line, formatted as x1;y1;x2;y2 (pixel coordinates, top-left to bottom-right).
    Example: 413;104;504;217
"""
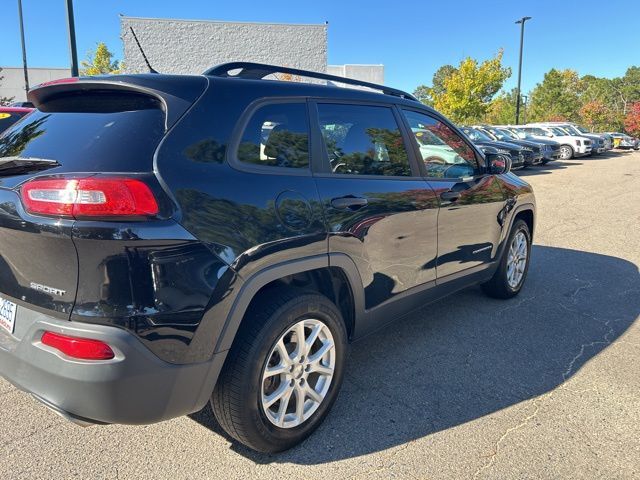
129;27;158;74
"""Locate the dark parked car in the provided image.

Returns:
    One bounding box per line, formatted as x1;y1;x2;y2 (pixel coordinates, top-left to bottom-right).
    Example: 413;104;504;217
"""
0;106;33;134
474;125;544;166
501;126;563;162
460;127;527;169
0;64;535;453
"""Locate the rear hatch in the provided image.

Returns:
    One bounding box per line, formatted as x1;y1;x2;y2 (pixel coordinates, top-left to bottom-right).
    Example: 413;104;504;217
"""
0;75;207;326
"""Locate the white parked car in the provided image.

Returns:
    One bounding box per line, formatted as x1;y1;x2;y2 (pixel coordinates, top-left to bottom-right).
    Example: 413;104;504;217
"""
521;125;592;159
533;122;608;154
411;128;467;165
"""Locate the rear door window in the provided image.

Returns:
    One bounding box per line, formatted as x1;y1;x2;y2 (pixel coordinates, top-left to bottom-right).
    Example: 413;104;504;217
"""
316;103;413;177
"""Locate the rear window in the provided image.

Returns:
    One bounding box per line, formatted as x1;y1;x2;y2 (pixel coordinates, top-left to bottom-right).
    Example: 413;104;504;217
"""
0;112;28;133
0;92;165;172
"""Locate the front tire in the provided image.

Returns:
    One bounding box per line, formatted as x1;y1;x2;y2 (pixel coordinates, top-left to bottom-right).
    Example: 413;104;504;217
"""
559;144;574;160
211;290;347;453
482;219;531;299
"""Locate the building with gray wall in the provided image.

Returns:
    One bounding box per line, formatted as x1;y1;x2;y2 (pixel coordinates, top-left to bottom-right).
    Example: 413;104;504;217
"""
1;67;71;102
327;64;384;86
121;16;327;75
1;18;384;103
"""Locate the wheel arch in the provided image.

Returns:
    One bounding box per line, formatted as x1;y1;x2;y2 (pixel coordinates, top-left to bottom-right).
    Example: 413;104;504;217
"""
214;254;364;353
513;207;535;240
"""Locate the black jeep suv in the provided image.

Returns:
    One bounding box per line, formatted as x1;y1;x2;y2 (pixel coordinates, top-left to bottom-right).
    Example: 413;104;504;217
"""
0;63;535;453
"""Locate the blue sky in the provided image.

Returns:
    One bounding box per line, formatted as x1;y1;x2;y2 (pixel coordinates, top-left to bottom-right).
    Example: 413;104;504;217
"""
2;0;638;95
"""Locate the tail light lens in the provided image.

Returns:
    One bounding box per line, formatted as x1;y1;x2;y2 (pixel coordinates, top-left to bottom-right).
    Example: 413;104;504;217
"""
21;177;159;218
41;332;115;360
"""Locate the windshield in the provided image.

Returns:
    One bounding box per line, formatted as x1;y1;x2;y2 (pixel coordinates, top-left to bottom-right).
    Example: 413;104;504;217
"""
462;128;492;143
575;125;590;134
510;128;531;139
493;128;518;140
550;127;568;136
562;125;581;135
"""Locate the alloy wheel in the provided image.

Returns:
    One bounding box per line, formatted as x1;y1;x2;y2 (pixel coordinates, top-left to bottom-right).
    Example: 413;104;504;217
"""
506;231;528;289
261;319;335;429
559;146;572;160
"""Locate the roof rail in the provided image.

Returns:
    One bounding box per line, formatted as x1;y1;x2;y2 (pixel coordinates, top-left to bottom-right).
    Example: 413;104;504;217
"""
203;62;419;102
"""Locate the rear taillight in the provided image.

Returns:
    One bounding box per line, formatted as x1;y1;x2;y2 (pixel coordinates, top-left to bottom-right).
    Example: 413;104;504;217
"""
41;332;115;360
21;177;159;218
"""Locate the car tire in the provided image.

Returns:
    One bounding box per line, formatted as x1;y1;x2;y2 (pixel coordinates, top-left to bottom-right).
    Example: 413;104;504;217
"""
559;144;574;160
481;219;531;299
211;289;348;453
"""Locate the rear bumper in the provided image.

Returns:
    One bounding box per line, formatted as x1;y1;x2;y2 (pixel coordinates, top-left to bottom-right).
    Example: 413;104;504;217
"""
0;312;226;425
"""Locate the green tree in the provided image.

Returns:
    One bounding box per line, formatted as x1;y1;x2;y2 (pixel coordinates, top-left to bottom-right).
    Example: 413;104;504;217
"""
0;67;14;106
80;42;121;76
413;85;432;105
413;65;457;106
611;66;640;116
579;100;614;132
429;51;511;124
528;69;582;122
486;88;519;124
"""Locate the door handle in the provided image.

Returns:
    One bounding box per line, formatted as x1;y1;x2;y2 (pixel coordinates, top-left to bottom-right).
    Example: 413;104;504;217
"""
440;190;461;202
331;196;369;210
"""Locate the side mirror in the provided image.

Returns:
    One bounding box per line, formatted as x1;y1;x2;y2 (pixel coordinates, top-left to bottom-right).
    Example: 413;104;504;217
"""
486;153;511;175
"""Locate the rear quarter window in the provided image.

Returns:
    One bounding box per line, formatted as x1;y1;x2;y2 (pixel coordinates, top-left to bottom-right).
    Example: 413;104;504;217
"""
236;103;310;169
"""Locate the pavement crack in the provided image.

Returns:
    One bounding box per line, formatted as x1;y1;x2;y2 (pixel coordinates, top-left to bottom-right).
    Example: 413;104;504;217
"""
1;422;59;448
472;300;619;479
496;295;536;315
347;440;422;480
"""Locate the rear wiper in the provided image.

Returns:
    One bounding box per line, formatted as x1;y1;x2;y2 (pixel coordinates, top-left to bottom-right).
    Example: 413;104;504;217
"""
0;156;60;176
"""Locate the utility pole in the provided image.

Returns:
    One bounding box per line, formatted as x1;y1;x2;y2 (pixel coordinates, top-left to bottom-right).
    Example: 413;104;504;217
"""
522;95;528;124
515;16;532;125
65;0;79;76
17;0;29;95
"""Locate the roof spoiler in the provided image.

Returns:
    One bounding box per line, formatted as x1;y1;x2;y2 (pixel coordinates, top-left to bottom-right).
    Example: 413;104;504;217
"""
27;75;208;129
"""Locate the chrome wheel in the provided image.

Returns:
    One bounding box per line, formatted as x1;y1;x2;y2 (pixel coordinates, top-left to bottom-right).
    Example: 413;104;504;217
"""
261;319;335;429
559;145;572;160
506;231;528;289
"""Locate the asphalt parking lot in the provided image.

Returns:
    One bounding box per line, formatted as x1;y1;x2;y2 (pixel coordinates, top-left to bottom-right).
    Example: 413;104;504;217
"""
1;150;639;479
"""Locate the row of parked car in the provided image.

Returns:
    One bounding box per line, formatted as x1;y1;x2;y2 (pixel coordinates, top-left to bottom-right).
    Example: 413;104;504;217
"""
458;122;639;171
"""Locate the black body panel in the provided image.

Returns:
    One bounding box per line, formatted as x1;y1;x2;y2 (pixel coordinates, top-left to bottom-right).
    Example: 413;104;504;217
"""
1;72;536;368
0;189;77;318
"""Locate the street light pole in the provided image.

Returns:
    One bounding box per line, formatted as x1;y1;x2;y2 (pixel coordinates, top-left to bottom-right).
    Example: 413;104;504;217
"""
17;0;29;95
522;94;528;124
514;16;532;125
65;0;79;76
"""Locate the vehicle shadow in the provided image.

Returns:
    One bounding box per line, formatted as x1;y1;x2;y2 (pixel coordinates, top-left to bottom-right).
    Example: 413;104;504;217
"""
580;150;636;161
515;161;578;176
189;245;639;464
